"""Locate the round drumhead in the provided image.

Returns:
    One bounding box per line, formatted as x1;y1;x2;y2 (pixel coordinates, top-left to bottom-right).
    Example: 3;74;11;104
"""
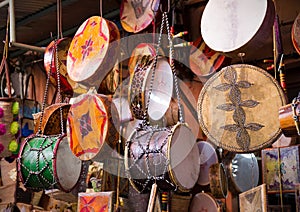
197;141;218;186
198;64;286;152
201;0;273;54
54;136;82;192
67;94;109;160
229;153;259;192
292;13;300;55
190;192;219;212
169;123;200;191
120;0;160;33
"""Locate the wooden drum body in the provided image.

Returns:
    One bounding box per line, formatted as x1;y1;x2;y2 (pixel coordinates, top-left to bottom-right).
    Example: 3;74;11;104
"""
209;163;228;198
18;134;82;192
125;123;200;193
279;100;300;137
67;93;120;161
292;13;300;55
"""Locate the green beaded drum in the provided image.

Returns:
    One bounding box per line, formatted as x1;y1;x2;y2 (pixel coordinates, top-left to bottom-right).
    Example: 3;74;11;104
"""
17;134;82;192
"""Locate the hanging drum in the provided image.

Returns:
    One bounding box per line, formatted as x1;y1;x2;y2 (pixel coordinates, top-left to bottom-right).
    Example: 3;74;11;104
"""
120;0;160;33
67;93;120;161
67;16;120;88
128;56;173;122
228;153;259;193
189;36;227;80
201;0;275;58
197;64;286;152
189;192;224;212
125;122;200;193
292;13;300;55
17;134;82;192
209;163;228;198
197;140;218;186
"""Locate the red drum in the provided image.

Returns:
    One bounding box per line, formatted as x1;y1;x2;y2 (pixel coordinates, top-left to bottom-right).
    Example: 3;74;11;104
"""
67;93;120;161
67;16;120;88
125;123;200;193
189;36;227;80
189;192;224;212
197;141;218;186
128;56;173;122
292;13;300;55
18;134;82;192
201;0;275;58
120;0;160;33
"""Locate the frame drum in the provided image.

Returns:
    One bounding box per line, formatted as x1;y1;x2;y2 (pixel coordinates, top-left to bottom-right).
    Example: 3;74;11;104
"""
292;13;300;55
279;99;300;137
198;64;286;152
125;122;200;193
229;153;259;193
18;134;82;192
189;192;224;212
201;0;275;58
128;56;173;122
209;163;228;198
197;140;218;186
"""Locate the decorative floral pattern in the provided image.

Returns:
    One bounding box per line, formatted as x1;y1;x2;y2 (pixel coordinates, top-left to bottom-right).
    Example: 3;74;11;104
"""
214;67;264;151
79;111;93;139
81;38;94;61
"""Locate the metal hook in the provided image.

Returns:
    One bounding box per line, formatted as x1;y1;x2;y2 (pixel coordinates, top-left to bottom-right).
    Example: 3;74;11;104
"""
160;0;170;13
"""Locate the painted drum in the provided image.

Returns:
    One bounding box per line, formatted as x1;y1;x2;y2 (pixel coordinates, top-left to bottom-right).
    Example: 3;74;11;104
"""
17;134;82;192
209;163;228;198
292;13;300;55
125;122;200;193
197;140;218;186
189;192;224;212
201;0;275;58
120;0;160;33
67;16;120;88
229;153;259;193
198;64;286;152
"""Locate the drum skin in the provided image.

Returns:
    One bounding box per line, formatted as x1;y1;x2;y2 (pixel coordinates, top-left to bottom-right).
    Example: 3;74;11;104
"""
201;0;275;58
17;134;82;192
209;163;228;198
120;0;160;33
125;122;200;193
67;16;120;88
198;64;286;152
189;192;223;212
67;93;119;161
292;13;300;55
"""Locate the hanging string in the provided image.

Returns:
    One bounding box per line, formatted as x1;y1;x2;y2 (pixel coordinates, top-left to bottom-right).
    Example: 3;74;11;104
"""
100;0;103;18
57;0;63;39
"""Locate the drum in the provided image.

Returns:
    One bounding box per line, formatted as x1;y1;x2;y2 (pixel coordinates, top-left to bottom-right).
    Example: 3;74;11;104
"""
67;93;120;161
128;56;173;122
189;192;224;212
228;153;259;193
198;64;287;152
272;133;295;148
239;184;267;212
67;16;120;88
292;13;300;55
33;103;70;135
279;99;300;137
125;122;200;193
201;0;275;58
197;140;218;186
17;134;82;192
209;163;228;198
113;96;133;123
189;36;227;80
120;0;160;33
97;60;120;95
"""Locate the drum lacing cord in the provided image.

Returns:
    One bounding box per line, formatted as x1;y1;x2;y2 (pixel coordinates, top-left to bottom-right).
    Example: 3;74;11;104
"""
292;95;300;136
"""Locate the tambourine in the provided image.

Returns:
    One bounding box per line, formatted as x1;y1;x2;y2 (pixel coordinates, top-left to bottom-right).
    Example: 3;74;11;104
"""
198;64;286;152
292;13;300;55
209;163;228;198
120;0;160;33
201;0;275;59
67;16;120;88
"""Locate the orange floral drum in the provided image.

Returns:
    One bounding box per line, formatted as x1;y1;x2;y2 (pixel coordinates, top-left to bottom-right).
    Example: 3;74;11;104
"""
67;93;120;161
67;16;120;88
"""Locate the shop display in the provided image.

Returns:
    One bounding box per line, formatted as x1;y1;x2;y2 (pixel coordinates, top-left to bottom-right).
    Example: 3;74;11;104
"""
239;184;267;212
209;163;228;198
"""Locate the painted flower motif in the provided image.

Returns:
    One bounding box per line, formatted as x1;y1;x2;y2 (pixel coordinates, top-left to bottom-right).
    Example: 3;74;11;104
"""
0;142;4;153
0;107;4;118
81;38;94;61
0;123;6;135
79;111;93;139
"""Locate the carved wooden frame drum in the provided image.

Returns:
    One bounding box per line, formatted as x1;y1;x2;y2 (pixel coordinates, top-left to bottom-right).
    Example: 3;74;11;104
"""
124;122;200;193
18;134;82;192
67;93;120;161
67;16;120;88
197;64;286;152
209;163;228;198
128;56;173;122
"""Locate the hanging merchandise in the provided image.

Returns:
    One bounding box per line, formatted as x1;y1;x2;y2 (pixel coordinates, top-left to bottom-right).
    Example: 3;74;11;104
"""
239;184;267;212
292;13;300;55
198;64;287;152
189;192;225;212
17;39;82;192
209;163;228;199
120;0;160;33
125;10;200;194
